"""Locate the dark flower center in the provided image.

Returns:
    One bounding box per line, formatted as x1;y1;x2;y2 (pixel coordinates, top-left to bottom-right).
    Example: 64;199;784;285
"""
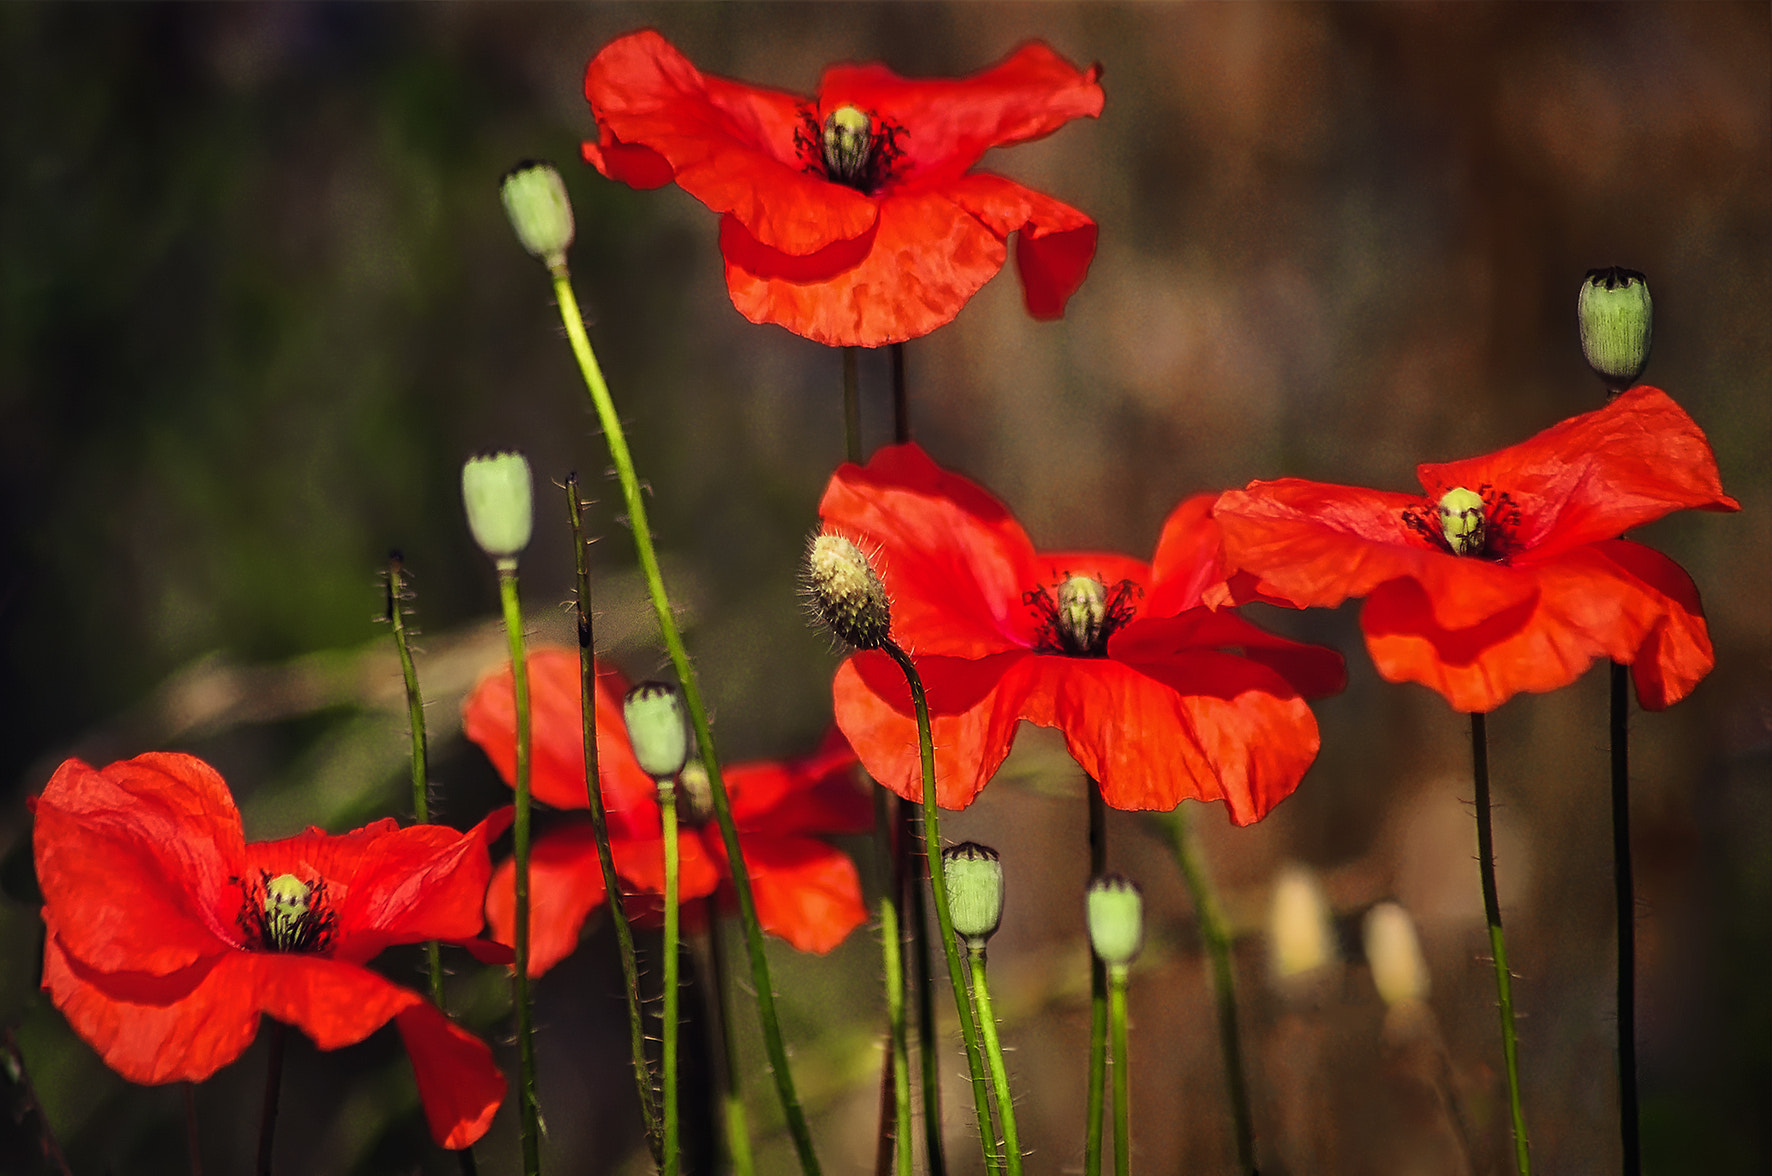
1027;574;1140;657
795;104;905;194
236;871;336;954
1401;484;1523;561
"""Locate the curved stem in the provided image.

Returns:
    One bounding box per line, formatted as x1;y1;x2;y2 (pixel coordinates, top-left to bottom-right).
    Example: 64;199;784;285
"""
1108;966;1131;1176
881;639;1001;1173
1610;662;1640;1175
1471;712;1530;1175
498;571;541;1176
1168;805;1257;1175
970;948;1022;1175
548;268;820;1175
660;781;682;1176
255;1021;287;1176
566;478;661;1157
1085;783;1107;1176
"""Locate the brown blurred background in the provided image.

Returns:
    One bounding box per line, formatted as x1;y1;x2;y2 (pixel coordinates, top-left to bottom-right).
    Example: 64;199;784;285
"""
1;3;1766;1173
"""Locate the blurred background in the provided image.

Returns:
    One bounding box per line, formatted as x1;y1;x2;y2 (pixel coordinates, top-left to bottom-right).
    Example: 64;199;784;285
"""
1;3;1767;1173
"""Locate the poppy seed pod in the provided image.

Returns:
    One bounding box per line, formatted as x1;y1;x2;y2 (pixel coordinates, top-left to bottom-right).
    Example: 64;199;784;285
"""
1579;267;1652;392
461;451;534;570
805;532;891;650
943;842;1005;948
1086;873;1144;969
1437;487;1487;557
500;161;575;270
623;681;689;781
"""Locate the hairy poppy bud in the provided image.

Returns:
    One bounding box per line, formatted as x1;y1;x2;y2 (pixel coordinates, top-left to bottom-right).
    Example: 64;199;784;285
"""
821;106;874;188
1579;267;1652;393
805;532;891;650
500;161;575;270
1363;901;1430;1008
624;682;690;781
1086;873;1144;970
461;451;534;570
1437;487;1486;557
944;842;1005;949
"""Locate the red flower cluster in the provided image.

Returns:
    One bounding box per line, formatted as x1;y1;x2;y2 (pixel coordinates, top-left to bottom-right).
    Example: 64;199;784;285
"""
464;648;871;977
1213;386;1738;713
582;30;1103;346
822;444;1346;823
33;753;509;1149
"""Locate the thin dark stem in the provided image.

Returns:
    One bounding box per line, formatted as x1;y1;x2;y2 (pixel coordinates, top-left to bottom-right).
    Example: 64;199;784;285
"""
890;342;909;444
843;346;862;463
567;477;661;1157
1471;711;1530;1175
1611;661;1640;1176
1085;781;1108;1176
906;795;946;1176
255;1021;288;1176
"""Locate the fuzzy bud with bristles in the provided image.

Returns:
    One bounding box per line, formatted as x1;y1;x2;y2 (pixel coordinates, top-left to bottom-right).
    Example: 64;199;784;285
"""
1086;873;1144;970
623;681;689;782
1579;267;1652;393
461;451;534;570
943;842;1005;949
805;532;891;650
500;160;575;270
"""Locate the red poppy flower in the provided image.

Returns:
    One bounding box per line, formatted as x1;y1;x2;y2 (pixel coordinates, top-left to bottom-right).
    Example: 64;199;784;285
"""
32;753;510;1149
465;648;871;977
1211;386;1739;714
582;30;1103;347
821;444;1346;822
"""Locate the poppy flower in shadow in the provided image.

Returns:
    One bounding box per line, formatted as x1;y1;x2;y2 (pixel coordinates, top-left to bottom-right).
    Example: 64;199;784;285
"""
821;444;1345;822
465;649;871;977
1211;386;1738;714
582;29;1103;346
32;753;510;1149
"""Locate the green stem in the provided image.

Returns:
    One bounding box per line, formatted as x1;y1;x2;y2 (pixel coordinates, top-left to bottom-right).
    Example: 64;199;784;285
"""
1611;662;1640;1176
255;1021;287;1176
705;897;758;1176
660;780;681;1176
843;346;862;463
881;639;1001;1173
907;796;946;1176
970;947;1022;1175
386;556;447;1010
874;789;913;1176
547;267;820;1175
1108;966;1131;1176
566;478;661;1158
498;571;541;1176
1471;712;1530;1175
1168;805;1257;1175
1085;783;1107;1176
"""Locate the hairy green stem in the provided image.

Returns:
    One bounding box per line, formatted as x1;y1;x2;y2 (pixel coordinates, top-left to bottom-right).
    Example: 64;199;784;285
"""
1108;965;1131;1176
1085;783;1107;1176
547;267;820;1175
1168;805;1257;1175
874;788;914;1176
705;897;758;1176
1611;662;1640;1176
881;639;1001;1173
970;947;1022;1175
498;571;541;1176
1471;712;1531;1175
660;781;682;1176
386;557;447;1009
907;797;947;1176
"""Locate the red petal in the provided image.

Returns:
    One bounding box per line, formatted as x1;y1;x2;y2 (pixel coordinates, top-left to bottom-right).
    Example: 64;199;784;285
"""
34;753;244;976
610;828;723;902
1418;386;1738;556
732;835;868;954
582;30;877;257
461;648;655;816
1114;609;1347;701
725;731;871;836
818;443;1038;656
485;827;612;979
395;1001;506;1149
1589;539;1716;710
945;173;1096;318
819;42;1103;182
721;186;1008;346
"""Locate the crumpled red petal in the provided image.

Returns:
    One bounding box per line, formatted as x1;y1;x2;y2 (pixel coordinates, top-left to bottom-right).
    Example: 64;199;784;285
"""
734;835;869;954
484;825;612;979
725;730;872;836
1585;539;1715;711
395;1000;507;1149
945;173;1097;319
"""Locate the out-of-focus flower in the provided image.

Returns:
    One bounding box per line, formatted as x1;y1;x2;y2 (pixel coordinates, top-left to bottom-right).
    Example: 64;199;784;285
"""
33;753;509;1149
582;30;1103;346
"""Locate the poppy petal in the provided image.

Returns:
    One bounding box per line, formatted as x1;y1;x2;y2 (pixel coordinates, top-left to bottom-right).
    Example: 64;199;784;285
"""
945;173;1097;319
1114;609;1348;701
394;1000;507;1149
731;835;868;954
485;826;612;978
610;829;723;902
1418;386;1738;556
1589;539;1716;710
33;753;244;976
726;731;871;836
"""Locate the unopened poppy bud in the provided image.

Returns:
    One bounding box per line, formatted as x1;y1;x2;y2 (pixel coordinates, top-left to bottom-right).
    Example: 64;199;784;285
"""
678;760;715;824
1267;864;1335;981
263;874;314;950
1437;487;1486;557
624;682;690;781
461;451;534;570
500;160;575;270
1086;873;1144;970
822;105;874;187
805;532;891;650
1058;575;1108;653
943;842;1005;949
1579;267;1652;392
1363;901;1431;1008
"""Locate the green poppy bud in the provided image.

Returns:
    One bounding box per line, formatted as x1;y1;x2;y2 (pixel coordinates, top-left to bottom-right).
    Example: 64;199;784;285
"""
1058;575;1108;654
1437;487;1486;557
263;873;314;951
943;842;1005;949
1086;873;1144;970
821;106;874;188
624;681;689;781
461;451;534;570
804;532;891;650
1363;900;1431;1008
500;160;575;270
1578;267;1652;393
